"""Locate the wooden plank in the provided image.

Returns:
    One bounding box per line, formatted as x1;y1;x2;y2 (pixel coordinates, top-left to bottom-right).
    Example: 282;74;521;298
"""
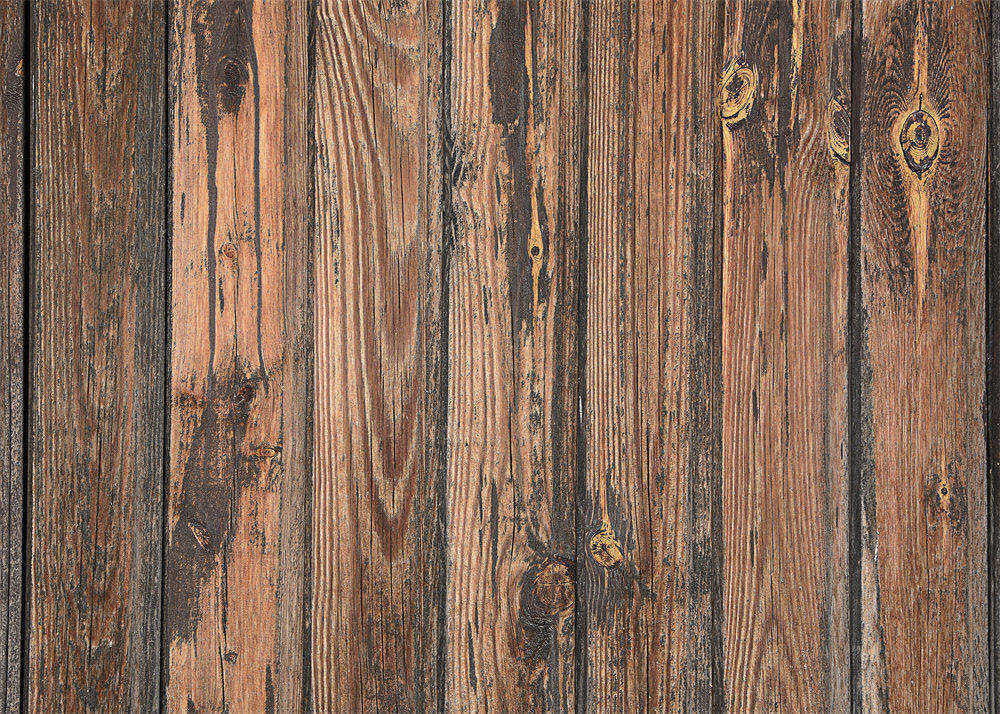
0;2;22;712
988;2;1000;710
719;0;851;709
444;0;582;710
579;1;724;710
858;1;988;710
311;0;444;709
29;2;166;711
165;1;309;710
630;2;725;710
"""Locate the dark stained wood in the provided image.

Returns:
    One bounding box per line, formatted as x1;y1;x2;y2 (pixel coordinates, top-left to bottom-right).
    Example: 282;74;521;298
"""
443;0;582;710
311;0;445;709
719;0;851;709
165;1;309;710
579;1;723;710
0;3;21;712
859;1;988;710
29;2;166;711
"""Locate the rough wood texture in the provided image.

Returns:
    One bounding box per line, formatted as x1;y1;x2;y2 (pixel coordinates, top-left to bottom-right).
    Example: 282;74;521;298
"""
859;1;988;710
0;3;21;712
165;1;309;710
988;2;1000;710
579;0;724;711
311;0;444;710
718;0;851;709
9;2;1000;709
29;2;166;711
444;0;582;710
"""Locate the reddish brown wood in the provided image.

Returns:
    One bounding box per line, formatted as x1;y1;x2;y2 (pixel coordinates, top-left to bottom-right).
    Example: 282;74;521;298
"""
0;3;22;711
29;2;166;710
719;0;851;709
165;1;309;710
859;2;989;709
310;0;445;710
579;1;724;710
443;0;583;710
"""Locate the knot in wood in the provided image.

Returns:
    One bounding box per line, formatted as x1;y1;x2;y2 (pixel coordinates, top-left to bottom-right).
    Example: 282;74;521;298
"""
827;95;850;164
589;528;624;567
530;560;574;614
720;58;757;126
898;100;939;178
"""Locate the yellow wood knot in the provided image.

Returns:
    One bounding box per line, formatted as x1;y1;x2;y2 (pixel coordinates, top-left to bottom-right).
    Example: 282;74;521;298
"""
827;95;850;164
589;528;624;567
720;59;757;126
898;98;939;178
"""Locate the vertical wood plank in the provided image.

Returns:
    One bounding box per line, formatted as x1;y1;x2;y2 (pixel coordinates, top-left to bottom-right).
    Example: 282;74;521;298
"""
166;1;309;710
719;0;851;709
580;3;642;708
0;2;21;712
580;1;724;710
988;1;1000;709
29;2;166;711
859;1;988;710
445;0;582;710
311;0;444;709
632;1;724;711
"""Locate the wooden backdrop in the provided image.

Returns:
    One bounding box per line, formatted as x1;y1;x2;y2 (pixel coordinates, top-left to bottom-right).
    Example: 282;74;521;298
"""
1;0;997;711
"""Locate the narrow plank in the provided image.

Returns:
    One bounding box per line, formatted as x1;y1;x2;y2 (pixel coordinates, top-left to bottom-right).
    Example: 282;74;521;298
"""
579;4;643;708
311;0;444;709
631;1;724;711
579;1;723;710
719;0;851;709
445;0;582;710
988;1;1000;709
165;1;309;710
859;1;988;710
29;2;166;711
0;3;22;712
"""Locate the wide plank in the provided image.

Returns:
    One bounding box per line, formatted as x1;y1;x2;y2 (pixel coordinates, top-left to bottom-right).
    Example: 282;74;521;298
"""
29;2;166;710
858;1;988;710
311;0;445;709
0;3;21;712
444;0;582;710
719;0;851;709
165;1;309;710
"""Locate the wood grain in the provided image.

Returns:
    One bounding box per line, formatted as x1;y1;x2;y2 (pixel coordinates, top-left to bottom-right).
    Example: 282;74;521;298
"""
166;1;309;710
442;0;582;710
0;3;21;712
719;0;851;709
578;2;724;711
311;0;445;710
859;1;988;710
988;1;1000;710
29;2;166;710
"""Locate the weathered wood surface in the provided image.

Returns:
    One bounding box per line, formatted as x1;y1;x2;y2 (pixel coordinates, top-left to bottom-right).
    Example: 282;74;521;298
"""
311;0;444;710
6;0;998;710
859;1;988;711
990;2;1000;711
720;0;851;710
445;0;581;710
165;0;309;710
0;3;21;712
29;2;166;711
579;0;722;710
